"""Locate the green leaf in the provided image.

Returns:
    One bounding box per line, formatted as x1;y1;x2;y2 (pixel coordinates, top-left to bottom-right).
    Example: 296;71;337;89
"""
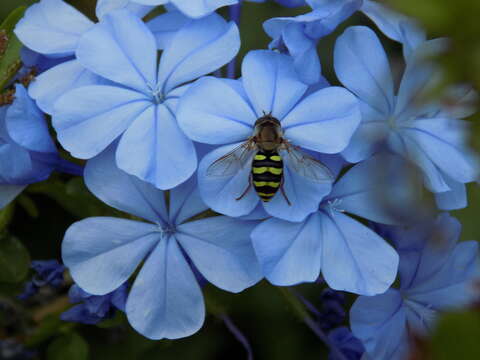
47;332;89;360
0;6;26;91
0;234;30;283
430;310;480;360
0;202;14;231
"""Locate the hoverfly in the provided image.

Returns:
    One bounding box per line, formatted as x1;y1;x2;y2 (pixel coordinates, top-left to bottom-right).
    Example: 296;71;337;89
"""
206;113;334;205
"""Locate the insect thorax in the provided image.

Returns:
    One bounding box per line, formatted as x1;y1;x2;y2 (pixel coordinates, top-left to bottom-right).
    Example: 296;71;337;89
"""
253;115;283;151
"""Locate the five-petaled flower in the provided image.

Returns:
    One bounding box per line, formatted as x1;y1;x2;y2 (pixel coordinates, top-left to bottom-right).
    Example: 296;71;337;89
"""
351;213;479;359
335;26;479;210
178;50;361;222
62;146;262;339
51;9;239;190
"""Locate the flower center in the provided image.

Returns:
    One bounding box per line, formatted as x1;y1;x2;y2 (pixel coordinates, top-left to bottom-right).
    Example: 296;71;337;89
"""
157;224;176;238
147;83;164;104
326;198;345;217
387;115;397;130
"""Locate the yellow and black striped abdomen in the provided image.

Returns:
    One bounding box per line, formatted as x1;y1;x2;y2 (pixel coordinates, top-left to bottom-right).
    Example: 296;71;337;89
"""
251;150;283;202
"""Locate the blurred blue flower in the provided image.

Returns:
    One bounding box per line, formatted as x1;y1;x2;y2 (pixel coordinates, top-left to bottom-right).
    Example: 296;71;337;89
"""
335;26;479;210
328;327;364;360
318;289;346;331
52;9;239;190
0;339;35;360
62;146;262;339
0;84;59;209
61;283;128;325
350;213;479;360
178;50;360;222
250;154;405;295
18;260;65;300
129;0;237;18
264;0;425;84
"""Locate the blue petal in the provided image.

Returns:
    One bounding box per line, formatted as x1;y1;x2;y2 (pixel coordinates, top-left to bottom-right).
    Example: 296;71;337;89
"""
251;214;323;285
76;9;157;93
116;103;196;190
85;145;168;224
29;59;102;115
62;217;159;295
158;13;239;94
5;84;56;153
334;26;394;116
320;211;398;295
327;154;420;225
435;177;467;210
263;154;332;222
282;22;320;85
96;0;153;19
350;289;409;360
198;144;259;217
126;237;204;340
389;133;450;192
437;85;478;119
399;118;478;184
169;176;208;225
393;51;436;121
0;185;26;209
177;77;256;145
53;85;151;159
341;101;389;163
241;50;308;119
14;0;93;57
0;136;32;184
281;86;360;154
361;0;426;59
168;0;237;18
407;242;478;309
147;11;190;49
176;216;262;292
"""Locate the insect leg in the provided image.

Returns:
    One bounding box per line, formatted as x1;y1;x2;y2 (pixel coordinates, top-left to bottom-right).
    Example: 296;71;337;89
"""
279;176;291;206
236;175;253;201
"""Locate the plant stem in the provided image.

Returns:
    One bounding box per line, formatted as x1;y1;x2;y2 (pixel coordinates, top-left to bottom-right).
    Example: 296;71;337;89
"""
278;287;349;360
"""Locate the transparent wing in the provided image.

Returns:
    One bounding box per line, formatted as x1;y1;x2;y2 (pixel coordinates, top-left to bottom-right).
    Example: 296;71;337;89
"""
206;140;256;177
283;144;334;183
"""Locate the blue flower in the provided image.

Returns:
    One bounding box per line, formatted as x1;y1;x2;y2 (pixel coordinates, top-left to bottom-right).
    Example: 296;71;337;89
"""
335;26;479;210
18;260;65;300
0;84;59;209
51;9;239;190
350;213;479;360
14;0;99;115
14;1;184;115
61;283;128;325
250;154;404;295
264;0;425;84
177;50;360;222
62;146;262;339
328;327;364;360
